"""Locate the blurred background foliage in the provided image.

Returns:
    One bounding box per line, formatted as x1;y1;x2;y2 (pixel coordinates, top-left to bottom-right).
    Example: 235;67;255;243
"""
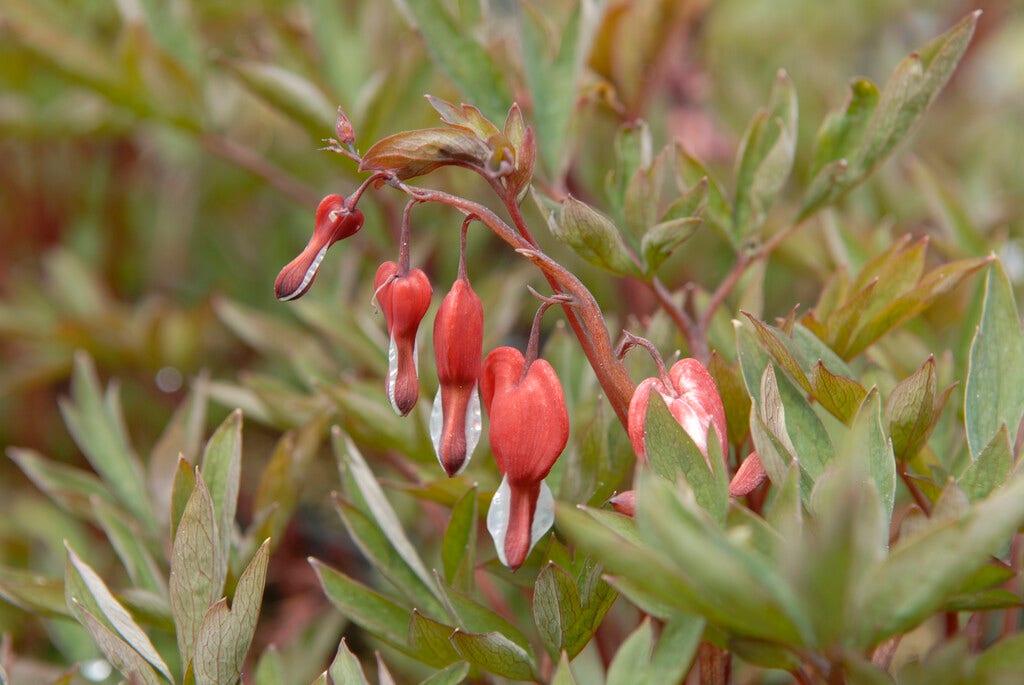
1;0;1021;682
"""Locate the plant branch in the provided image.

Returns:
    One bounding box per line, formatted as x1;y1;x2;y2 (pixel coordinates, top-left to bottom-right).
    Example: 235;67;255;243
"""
649;276;707;362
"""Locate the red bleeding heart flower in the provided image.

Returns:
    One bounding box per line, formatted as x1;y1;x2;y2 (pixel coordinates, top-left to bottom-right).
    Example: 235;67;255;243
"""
628;358;727;466
481;346;569;570
275;194;364;301
375;261;432;416
431;276;484;476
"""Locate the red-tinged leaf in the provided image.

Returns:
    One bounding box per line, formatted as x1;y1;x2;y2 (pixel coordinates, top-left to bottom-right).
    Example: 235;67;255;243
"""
846;255;990;358
827;279;878;356
742;313;812;394
810;361;867;424
886;356;939;462
426;95;500;139
359;128;491;180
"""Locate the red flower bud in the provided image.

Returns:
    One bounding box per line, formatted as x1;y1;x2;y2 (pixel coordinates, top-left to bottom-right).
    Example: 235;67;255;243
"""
374;262;432;416
431;277;484;476
628;358;727;466
607;490;637;517
275;195;363;301
729;452;767;497
481;347;569;569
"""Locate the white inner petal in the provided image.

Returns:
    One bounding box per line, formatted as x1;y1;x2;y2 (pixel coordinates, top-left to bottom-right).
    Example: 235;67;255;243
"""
429;386;443;461
485;476;554;568
386;333;399;413
279;243;329;301
486;475;511;567
463;383;482;466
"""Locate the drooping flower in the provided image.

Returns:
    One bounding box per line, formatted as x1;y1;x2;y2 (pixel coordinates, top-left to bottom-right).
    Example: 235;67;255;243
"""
628;358;728;466
275;194;364;301
431;276;484;476
481;346;569;570
374;261;432;416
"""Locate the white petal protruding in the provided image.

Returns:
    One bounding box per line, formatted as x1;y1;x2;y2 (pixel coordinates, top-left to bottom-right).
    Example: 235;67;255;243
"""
279;243;330;302
486;475;554;567
386;333;399;414
430;384;482;476
429;386;443;455
464;384;482;463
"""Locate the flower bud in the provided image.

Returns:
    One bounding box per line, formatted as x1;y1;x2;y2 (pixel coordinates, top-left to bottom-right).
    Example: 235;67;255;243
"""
607;490;636;517
375;262;432;416
481;347;569;570
628;358;727;466
729;452;767;497
275;195;363;301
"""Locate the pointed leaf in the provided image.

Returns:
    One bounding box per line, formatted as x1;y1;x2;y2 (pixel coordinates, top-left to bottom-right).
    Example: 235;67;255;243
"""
441;486;477;588
966;262;1024;458
641;217;701;275
399;0;511;122
7;447;113;517
810;361;867;424
73;603;162;685
418;662;470;685
65;546;172;682
193;540;270;685
407;611;460;668
958;426;1012;502
553;196;640;277
328;638;370;685
448;630;537;681
886;356;939;462
201;410;242;579
333;431;436;592
532;563;582;659
225;60;335;137
359;128;491;180
92;497;166;596
310;558;409;646
169;472;223;668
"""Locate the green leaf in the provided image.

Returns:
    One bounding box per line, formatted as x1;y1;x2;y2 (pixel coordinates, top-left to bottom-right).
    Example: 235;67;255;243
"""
842;390;896;520
397;0;511;123
977;634;1024;680
332;496;447;619
441;485;477;589
224;60;336;137
856;12;980;177
520;1;591;175
965;261;1024;458
707;353;751;448
858;468;1024;646
92;497;167;597
958;425;1012;502
332;431;437;592
65;545;172;682
732;70;797;240
675;147;732;242
436;579;531;651
254;646;285;685
169;471;224;668
448;630;537;681
201;410;242;580
551;196;640;277
328;638;370;685
72;602;163;685
641;217;701;275
551;652;579;685
58;352;155;532
418;661;470;685
170;456;196;542
635;474;811;645
310;558;409;647
647;613;704;684
533;563;582;660
148;378;208;527
406;611;461;668
643;391;729;523
605;619;654;685
7;447;114;518
193;540;270;685
0;566;69;617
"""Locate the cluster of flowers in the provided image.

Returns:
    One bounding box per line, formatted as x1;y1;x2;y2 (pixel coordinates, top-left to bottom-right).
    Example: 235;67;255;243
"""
275;194;766;568
275;195;568;569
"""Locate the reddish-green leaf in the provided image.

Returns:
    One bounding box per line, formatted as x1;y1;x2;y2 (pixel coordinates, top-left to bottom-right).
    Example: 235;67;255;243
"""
448;630;537;681
360;128;491;180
